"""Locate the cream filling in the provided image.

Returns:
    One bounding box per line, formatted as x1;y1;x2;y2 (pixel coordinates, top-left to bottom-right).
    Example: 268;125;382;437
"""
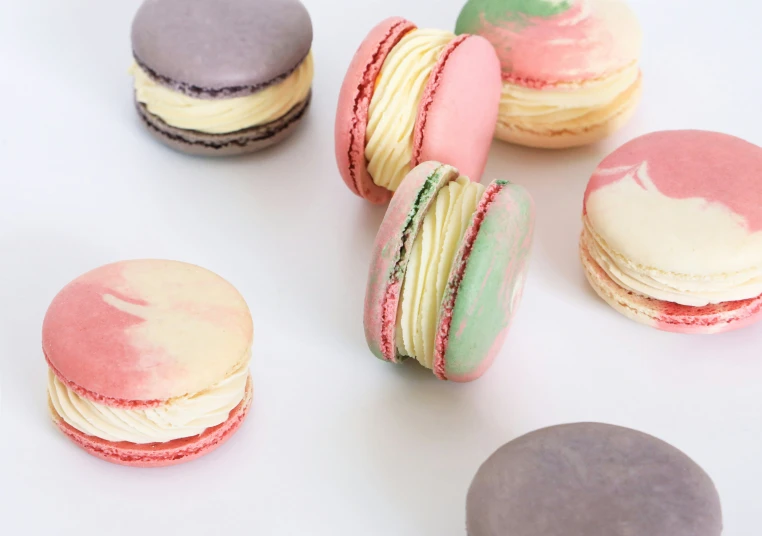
583;217;762;307
396;177;485;367
129;52;313;134
499;63;639;131
48;357;250;444
365;29;454;192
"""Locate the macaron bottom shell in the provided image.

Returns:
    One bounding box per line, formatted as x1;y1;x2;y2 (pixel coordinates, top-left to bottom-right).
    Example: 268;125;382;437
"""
49;376;253;467
580;237;762;333
136;92;311;156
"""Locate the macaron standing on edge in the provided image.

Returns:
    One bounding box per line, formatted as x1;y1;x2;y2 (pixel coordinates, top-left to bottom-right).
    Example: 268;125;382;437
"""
335;18;502;204
130;0;314;156
364;162;534;381
43;260;254;466
455;0;643;148
581;130;762;333
466;423;723;536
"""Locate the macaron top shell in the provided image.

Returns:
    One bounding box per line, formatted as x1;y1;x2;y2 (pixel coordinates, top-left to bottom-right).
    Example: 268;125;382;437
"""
132;0;313;97
455;0;641;85
466;423;723;536
43;260;253;407
586;130;762;231
584;130;762;286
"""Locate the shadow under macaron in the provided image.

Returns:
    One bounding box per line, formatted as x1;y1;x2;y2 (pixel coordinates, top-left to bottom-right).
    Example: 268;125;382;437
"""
326;366;520;534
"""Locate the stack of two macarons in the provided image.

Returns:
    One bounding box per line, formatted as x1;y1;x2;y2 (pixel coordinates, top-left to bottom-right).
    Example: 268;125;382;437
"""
334;18;537;381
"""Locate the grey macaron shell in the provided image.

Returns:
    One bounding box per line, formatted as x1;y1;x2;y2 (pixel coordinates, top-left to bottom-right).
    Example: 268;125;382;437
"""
131;0;313;98
135;92;310;156
466;423;722;536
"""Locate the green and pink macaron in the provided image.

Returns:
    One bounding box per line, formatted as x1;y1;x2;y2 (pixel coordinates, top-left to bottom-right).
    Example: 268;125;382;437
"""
581;130;762;333
364;162;535;381
43;260;253;466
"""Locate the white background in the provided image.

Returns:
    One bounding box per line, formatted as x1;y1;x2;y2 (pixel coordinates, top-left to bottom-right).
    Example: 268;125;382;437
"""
0;0;760;534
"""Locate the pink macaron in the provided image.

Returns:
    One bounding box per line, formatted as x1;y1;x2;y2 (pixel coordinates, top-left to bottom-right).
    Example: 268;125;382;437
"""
335;17;501;204
580;130;762;333
43;259;253;466
364;161;534;381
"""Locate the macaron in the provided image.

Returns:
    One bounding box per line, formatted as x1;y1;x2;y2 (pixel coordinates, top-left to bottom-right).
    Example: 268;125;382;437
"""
364;161;534;381
130;0;313;156
335;18;501;204
43;260;253;467
581;130;762;333
466;423;722;536
455;0;643;148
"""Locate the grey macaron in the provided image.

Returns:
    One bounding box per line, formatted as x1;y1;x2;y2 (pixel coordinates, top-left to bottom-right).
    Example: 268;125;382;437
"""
130;0;313;156
466;423;722;536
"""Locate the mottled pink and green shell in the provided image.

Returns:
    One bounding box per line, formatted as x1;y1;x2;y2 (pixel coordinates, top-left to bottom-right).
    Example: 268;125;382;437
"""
455;0;641;85
364;162;535;382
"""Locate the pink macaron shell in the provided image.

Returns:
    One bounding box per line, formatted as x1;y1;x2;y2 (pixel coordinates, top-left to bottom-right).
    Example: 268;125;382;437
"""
584;130;762;231
51;377;253;467
334;17;416;204
434;181;535;381
413;34;501;182
43;260;252;408
364;162;459;361
580;239;762;334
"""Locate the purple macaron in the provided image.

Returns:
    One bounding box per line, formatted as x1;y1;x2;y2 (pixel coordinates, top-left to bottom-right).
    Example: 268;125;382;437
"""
130;0;313;156
467;423;722;536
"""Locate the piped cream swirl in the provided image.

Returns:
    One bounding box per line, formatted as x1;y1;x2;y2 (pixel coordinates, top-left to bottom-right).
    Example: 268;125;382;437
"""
48;357;250;444
396;177;484;367
130;53;313;134
499;64;640;132
365;30;454;192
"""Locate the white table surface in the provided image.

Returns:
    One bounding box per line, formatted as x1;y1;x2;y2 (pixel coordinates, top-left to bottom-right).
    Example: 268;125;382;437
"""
1;0;760;534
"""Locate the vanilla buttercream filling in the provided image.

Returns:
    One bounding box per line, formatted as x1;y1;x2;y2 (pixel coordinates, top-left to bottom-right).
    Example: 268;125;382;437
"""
48;356;250;444
499;63;640;132
365;29;454;192
583;216;762;307
396;177;485;367
130;52;313;134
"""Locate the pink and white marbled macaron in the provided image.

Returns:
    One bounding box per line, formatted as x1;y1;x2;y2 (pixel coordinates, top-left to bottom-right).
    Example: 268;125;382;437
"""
43;260;253;466
581;130;762;333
